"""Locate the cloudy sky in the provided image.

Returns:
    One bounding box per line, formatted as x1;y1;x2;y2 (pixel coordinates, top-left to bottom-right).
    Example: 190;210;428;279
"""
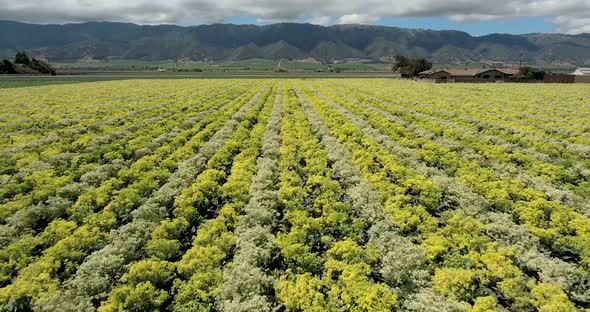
1;0;589;35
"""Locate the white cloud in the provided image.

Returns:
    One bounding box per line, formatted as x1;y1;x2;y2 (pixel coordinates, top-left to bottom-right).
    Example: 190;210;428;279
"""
551;15;590;34
448;14;505;22
0;0;589;34
309;15;333;26
337;14;380;24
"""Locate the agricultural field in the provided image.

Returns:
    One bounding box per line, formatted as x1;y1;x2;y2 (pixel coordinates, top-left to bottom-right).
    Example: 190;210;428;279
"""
52;58;384;72
0;79;589;311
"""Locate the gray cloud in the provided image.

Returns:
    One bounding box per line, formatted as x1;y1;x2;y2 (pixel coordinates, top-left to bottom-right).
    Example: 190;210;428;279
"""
0;0;589;33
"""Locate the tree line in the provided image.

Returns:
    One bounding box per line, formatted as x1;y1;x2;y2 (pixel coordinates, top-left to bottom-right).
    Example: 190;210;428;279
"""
0;51;56;75
391;55;433;77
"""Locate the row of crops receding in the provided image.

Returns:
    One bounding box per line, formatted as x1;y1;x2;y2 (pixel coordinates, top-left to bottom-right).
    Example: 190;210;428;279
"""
0;79;589;311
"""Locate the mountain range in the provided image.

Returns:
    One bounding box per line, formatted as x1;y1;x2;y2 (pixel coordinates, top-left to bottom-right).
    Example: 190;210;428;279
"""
1;20;589;66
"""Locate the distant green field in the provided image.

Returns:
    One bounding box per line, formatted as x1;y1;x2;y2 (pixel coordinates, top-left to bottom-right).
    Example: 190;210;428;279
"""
0;76;118;88
0;72;401;88
0;79;91;89
33;58;579;75
53;58;386;72
53;59;177;70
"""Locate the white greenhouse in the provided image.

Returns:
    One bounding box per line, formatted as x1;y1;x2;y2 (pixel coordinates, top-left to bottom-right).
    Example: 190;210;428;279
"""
572;68;590;75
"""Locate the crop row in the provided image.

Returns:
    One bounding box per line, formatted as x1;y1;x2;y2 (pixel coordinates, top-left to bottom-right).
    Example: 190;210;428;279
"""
0;81;270;308
1;79;588;312
293;80;586;311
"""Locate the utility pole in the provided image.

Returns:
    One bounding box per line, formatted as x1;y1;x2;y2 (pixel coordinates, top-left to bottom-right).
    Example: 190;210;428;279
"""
390;55;394;72
389;47;394;72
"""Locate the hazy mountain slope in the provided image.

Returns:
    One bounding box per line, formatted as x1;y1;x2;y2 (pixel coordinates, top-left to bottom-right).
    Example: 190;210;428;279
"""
1;20;589;65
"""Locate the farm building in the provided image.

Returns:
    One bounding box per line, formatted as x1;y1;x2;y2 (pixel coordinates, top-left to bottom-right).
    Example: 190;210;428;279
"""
418;68;520;82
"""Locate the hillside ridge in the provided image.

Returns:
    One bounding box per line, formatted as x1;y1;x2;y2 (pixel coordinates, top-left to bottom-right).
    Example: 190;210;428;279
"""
1;20;589;65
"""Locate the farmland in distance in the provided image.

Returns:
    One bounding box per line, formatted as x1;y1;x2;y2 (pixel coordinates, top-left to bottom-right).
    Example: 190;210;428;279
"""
1;79;589;311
